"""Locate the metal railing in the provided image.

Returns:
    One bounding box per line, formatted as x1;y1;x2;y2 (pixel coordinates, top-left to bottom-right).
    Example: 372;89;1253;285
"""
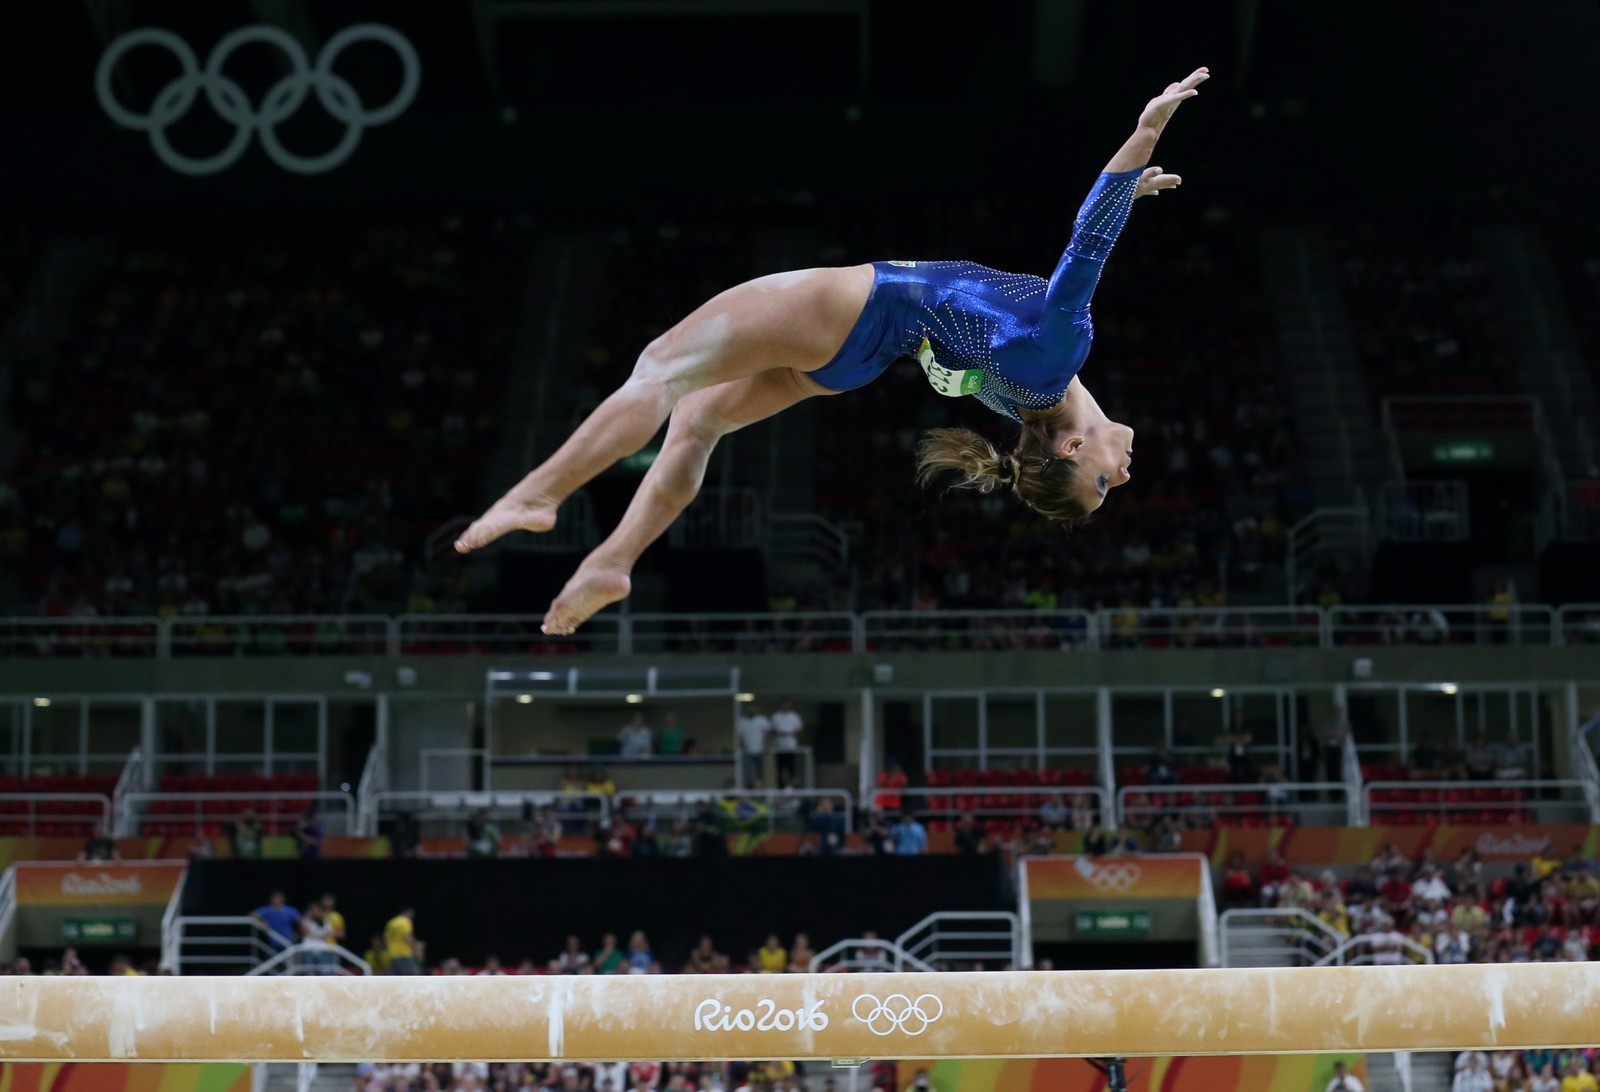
165;915;286;976
246;940;372;976
4;604;1600;657
895;911;1021;972
860;609;1097;651
1328;603;1558;646
369;789;613;832
0;793;112;836
112;746;148;826
355;739;388;837
1218;907;1346;968
1116;782;1349;829
1286;506;1370;606
118;791;356;838
1377;480;1470;543
1316;933;1435;967
808;936;933;974
615;789;854;836
894;786;1112;830
1362;779;1597;824
0;865;16;955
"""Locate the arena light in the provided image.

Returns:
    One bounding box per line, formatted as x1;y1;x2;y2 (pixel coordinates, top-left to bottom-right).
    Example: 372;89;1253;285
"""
1209;688;1225;698
625;694;644;704
1440;683;1460;695
735;693;756;702
515;694;533;704
32;697;50;708
6;966;1600;1063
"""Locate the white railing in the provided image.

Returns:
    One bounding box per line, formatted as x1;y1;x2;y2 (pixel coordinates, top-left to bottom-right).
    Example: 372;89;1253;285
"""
808;936;934;974
1377;480;1471;543
157;866;189;974
1363;779;1596;824
0;793;112;836
355;739;388;837
246;940;372;976
1218;907;1345;968
861;609;1097;651
118;791;356;837
111;745;148;835
369;789;613;830
5;604;1600;657
894;911;1021;971
1286;506;1370;606
1568;701;1600;823
895;786;1113;830
1328;603;1558;646
1116;782;1349;829
1316;933;1435;967
167;916;285;975
0;866;16;954
617;789;853;835
1197;858;1220;968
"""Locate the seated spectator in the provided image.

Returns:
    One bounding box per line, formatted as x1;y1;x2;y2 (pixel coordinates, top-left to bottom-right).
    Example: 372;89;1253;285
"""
1435;924;1472;964
231;808;263;859
953;812;986;856
862;808;893;855
593;933;623;975
804;797;846;855
251;890;301;950
1465;734;1498;780
1220;850;1257;909
1037;793;1069;831
787;933;815;972
78;824;118;862
755;934;788;974
585;765;618;800
1371;843;1408;875
1259;848;1292;906
1496;734;1532;779
1146;746;1180;787
294;809;323;860
618;711;654;757
685;936;728;974
465;808;500;858
361;933;390;975
550;935;590;974
476;955;505;975
1070;792;1097;830
1150;815;1183;853
1414;867;1453;904
1451;894;1489;936
1316;892;1350;938
691;801;728;858
625;930;653;973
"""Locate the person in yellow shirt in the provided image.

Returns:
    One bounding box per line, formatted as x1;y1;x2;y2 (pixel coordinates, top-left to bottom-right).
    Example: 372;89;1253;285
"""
584;765;617;799
1532;847;1563;880
1560;1061;1599;1092
755;934;788;973
319;893;346;955
362;932;391;975
384;908;423;975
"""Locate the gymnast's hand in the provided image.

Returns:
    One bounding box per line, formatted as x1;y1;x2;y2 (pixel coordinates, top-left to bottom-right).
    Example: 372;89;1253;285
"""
1134;166;1182;198
1138;67;1209;137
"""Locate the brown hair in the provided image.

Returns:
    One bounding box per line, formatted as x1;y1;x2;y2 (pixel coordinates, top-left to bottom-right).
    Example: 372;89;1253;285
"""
915;417;1089;524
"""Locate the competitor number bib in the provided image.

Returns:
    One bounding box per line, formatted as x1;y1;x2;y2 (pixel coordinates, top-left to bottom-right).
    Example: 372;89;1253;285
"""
917;337;983;397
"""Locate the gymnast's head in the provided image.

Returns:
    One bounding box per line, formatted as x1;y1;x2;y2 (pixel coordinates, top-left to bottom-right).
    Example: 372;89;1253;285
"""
916;396;1134;521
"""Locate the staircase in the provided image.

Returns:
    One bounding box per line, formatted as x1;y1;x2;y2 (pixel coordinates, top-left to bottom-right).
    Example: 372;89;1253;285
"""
1262;228;1389;505
258;1063;357;1092
1476;225;1599;478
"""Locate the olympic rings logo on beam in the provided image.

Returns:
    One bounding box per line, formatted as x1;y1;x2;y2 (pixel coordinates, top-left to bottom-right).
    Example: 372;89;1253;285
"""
95;24;420;176
851;993;944;1037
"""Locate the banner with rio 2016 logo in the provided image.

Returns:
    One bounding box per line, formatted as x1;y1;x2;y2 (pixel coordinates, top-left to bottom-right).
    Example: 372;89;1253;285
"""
12;861;187;908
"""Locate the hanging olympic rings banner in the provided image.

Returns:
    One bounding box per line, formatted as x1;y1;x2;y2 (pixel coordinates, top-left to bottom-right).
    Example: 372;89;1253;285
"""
12;861;187;907
95;24;420;176
1023;856;1205;902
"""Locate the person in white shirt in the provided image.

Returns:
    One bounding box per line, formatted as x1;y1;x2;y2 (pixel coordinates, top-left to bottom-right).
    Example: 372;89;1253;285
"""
1413;867;1452;903
769;699;805;787
1434;925;1471;964
736;705;772;787
617;711;654;757
1451;1053;1493;1092
1324;1060;1364;1092
1454;1051;1488;1074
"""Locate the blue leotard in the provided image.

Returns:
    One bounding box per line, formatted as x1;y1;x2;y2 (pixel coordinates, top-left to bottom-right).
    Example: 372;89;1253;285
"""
809;167;1142;421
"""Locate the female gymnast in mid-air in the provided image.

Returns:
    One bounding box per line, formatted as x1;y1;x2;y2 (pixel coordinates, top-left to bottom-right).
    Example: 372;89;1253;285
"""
457;67;1210;634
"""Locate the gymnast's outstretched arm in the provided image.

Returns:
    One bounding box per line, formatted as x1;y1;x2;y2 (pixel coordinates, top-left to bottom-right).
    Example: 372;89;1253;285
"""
1041;67;1209;318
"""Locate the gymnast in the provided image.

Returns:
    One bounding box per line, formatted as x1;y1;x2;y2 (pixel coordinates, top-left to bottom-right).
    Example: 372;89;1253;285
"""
457;67;1209;634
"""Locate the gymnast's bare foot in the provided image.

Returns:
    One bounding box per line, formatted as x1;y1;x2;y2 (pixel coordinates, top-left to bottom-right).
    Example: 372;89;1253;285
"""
542;565;632;635
455;491;559;553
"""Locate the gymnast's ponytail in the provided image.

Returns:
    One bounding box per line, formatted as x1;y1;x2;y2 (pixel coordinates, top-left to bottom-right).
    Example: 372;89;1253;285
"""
916;423;1089;524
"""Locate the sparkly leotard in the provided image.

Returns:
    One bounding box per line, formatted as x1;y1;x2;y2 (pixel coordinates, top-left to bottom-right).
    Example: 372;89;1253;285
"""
809;166;1142;421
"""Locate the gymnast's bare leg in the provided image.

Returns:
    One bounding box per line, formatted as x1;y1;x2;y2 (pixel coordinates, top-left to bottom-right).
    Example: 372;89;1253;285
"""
541;368;825;634
454;265;873;553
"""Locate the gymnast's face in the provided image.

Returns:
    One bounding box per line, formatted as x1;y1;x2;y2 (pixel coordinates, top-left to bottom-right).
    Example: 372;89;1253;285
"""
1054;377;1133;512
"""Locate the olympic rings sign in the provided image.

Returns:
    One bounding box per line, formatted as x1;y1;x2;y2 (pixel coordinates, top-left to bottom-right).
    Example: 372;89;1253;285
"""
851;992;944;1037
1076;859;1143;891
95;24;420;176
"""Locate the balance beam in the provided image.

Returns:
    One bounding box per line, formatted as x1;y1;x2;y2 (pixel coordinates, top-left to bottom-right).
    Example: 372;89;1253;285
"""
3;965;1598;1063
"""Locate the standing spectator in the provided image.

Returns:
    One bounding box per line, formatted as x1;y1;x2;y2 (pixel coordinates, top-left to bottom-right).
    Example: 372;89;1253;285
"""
692;800;728;858
300;901;334;973
953;813;986;856
384;908;423;975
890;812;928;856
389;812;419;859
1316;703;1350;784
768;700;804;787
78;824;118;862
1435;924;1472;964
1220;851;1257;910
250;890;301;951
1038;794;1069;831
618;711;654;757
465;808;500;858
862;808;893;854
1324;1060;1364;1092
1530;1064;1560;1092
1452;1054;1495;1092
231;808;263;859
1465;734;1497;780
1146;746;1180;787
1259;848;1292;906
319;894;345;956
294;809;324;860
804;797;846;855
736;704;772;786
